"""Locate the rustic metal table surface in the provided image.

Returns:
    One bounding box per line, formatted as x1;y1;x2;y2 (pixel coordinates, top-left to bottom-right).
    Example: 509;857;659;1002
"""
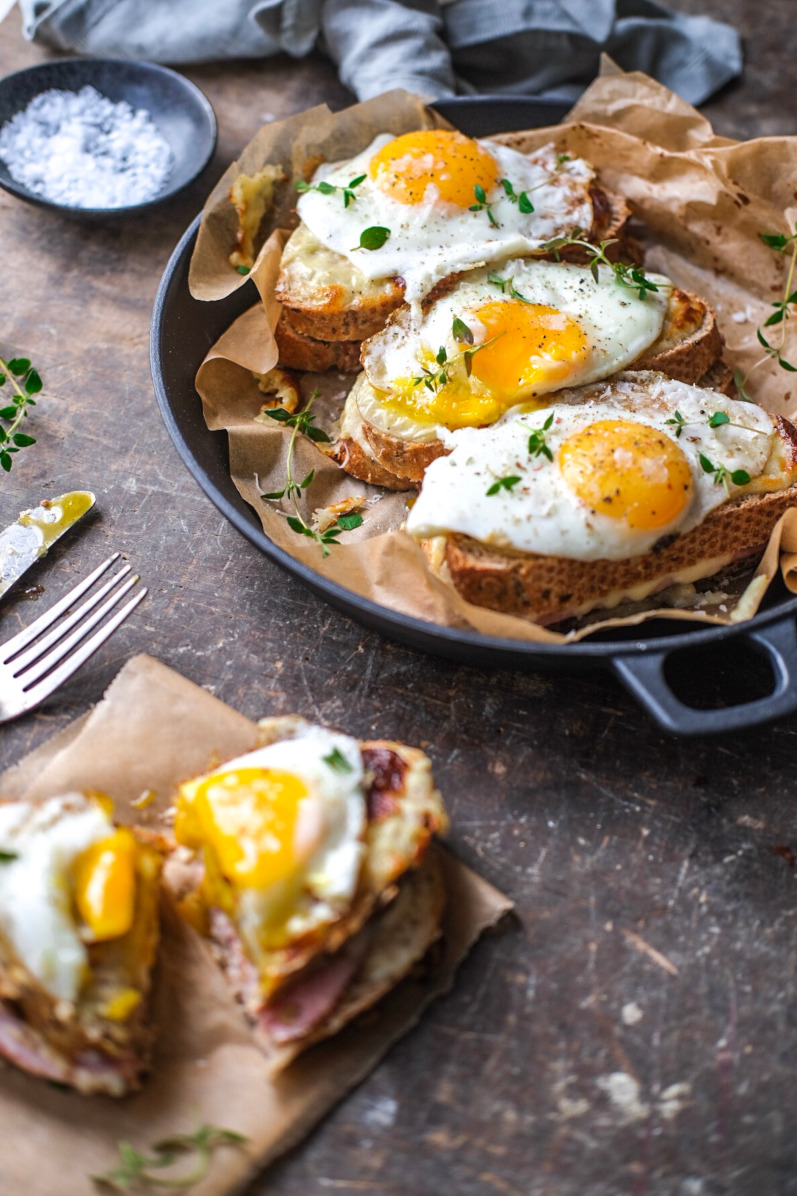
2;3;797;1192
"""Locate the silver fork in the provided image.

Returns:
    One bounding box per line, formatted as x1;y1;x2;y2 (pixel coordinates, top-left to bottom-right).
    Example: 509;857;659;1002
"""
0;554;146;722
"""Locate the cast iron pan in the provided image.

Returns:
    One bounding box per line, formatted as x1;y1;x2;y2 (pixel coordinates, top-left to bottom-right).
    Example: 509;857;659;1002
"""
150;96;797;736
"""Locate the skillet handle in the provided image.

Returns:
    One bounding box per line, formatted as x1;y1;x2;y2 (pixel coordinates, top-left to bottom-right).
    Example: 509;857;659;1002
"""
612;614;797;735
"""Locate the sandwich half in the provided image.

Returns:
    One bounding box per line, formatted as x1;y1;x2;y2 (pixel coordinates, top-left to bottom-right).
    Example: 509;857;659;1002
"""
167;717;448;1071
0;793;163;1095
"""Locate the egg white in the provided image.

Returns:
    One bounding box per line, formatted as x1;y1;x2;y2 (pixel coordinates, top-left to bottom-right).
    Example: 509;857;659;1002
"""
361;260;672;422
297;136;595;302
0;794;116;1003
200;728;367;953
406;374;777;561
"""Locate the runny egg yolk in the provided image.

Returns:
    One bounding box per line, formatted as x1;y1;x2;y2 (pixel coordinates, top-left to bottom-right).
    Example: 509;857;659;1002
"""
175;768;313;891
73;828;138;942
368;130;498;207
469;300;589;399
558;419;693;530
383;299;590;430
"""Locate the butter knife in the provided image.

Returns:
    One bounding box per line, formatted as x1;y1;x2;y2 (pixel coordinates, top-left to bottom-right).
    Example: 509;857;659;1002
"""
0;491;96;598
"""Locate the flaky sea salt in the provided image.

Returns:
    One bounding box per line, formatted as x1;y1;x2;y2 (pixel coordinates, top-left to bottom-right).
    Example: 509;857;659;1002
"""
0;85;173;208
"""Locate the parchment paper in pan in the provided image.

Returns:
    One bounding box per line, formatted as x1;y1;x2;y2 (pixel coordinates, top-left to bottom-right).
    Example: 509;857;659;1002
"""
190;70;797;644
0;655;511;1196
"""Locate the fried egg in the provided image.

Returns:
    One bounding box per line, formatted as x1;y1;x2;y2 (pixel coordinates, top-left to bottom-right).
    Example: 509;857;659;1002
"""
361;260;672;433
174;727;367;961
0;793;141;1003
405;374;778;561
297;131;595;301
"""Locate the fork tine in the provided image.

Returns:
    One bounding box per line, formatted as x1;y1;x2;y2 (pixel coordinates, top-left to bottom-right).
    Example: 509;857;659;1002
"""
15;574;141;688
0;553;121;659
19;587;147;710
6;565;133;670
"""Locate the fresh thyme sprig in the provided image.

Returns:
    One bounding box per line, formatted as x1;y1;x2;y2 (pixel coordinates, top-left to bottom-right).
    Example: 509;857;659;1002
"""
665;408;766;439
523;413;555;461
500;178;534;214
487;273;532;303
486;474;522;496
411;320;503;392
698;452;751;494
733;225;797;401
469;184;499;228
295;174;366;208
0;354;43;473
260;393;364;556
92;1124;248;1191
541;232;659;300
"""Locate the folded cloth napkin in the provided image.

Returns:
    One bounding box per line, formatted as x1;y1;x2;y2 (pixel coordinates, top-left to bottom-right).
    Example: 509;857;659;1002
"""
17;0;741;107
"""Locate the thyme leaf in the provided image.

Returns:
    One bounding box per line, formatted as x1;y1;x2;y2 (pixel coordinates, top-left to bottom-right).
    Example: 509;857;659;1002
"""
486;474;522;496
353;225;390;251
469;184;499;228
323;746;352;772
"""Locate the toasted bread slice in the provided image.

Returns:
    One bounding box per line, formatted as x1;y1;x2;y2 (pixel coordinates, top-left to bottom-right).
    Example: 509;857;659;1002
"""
275;309;364;373
0;799;163;1096
334;284;727;491
276;180;631;346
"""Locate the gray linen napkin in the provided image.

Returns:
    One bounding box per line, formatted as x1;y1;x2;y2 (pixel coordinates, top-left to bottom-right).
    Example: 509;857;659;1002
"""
17;0;741;106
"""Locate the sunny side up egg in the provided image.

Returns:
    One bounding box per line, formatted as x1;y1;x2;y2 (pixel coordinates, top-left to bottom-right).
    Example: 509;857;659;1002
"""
296;129;595;302
361;259;672;432
405;375;777;561
0;794;142;1003
174;728;367;964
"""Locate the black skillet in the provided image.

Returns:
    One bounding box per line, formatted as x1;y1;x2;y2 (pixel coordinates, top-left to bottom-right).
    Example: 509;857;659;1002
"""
150;96;797;736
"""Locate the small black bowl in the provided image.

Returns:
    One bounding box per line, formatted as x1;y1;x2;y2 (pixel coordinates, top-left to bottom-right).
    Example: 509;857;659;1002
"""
0;57;217;218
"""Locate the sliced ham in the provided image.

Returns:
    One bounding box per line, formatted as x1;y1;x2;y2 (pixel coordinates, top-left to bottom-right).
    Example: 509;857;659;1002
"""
208;908;370;1045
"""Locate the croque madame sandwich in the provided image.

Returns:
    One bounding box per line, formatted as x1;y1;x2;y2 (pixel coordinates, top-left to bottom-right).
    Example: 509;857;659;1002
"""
405;371;797;625
334;257;727;491
0;793;162;1095
271;129;632;373
167;717;447;1070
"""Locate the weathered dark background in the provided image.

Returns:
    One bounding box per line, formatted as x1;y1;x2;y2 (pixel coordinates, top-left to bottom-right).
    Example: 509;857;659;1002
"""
2;2;797;1192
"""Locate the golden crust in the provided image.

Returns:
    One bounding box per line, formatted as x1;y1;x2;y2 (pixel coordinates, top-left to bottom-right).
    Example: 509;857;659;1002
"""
631;287;724;384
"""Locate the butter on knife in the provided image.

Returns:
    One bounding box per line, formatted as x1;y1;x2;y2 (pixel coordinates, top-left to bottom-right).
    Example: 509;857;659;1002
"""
0;491;95;598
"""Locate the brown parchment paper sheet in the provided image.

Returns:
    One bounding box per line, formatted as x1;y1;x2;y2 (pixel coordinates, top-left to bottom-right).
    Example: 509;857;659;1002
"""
0;655;512;1196
190;72;797;644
